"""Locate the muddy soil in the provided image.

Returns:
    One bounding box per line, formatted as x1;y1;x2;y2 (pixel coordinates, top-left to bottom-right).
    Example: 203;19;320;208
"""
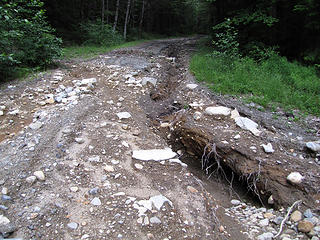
0;37;319;240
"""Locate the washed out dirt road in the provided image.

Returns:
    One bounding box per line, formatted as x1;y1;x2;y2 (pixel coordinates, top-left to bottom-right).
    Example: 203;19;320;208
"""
0;37;319;240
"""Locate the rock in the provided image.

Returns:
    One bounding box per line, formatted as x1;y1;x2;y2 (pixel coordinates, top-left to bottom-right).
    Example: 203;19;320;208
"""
311;237;319;240
0;222;16;238
147;233;155;239
290;210;302;222
259;218;269;227
88;156;100;162
104;165;115;172
0;205;8;211
257;232;274;240
1;195;11;201
34;171;45;181
67;222;78;230
306;141;320;152
273;216;284;225
268;195;274;205
282;237;292;240
91;197;101;206
0;111;3;116
261;143;275;153
70;187;79;192
264;213;275;219
119;97;125;102
168;159;187;167
219;225;225;233
187;186;198;193
193;111;202;120
0;215;10;225
150;216;161;224
88;188;99;195
235;117;261;136
298;220;314;233
75;138;85;144
79;78;97;86
234;134;241;140
304;209;313;218
205;106;231;116
230;109;240;119
26;176;37;184
287;172;303;184
117;112;132;120
149;195;173;210
29;122;43;130
132;148;177;161
81;234;90;239
142;77;157;86
186;84;198;90
230;199;241;205
1;187;8;195
134;163;143;170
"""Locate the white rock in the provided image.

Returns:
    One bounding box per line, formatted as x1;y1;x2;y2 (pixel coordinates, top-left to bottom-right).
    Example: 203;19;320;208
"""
81;234;90;239
1;187;8;195
193;111;202;120
117;112;132;120
186;84;198;90
0;111;3;116
91;197;101;206
67;222;78;230
132;148;177;161
168;159;187;167
119;97;125;102
231;199;241;205
79;78;97;86
29;122;43;130
205;106;231;116
268;195;274;205
70;187;79;192
259;218;269;227
142;77;157;86
34;171;45;181
88;156;100;162
287;172;303;184
0;215;10;225
230;109;240;119
134;163;144;170
257;232;274;240
234;134;241;139
306;141;320;152
150;195;173;210
235;117;261;136
8;109;19;115
104;165;115;172
75;138;85;144
150;216;162;224
0;106;6;110
261;143;275;153
26;176;37;184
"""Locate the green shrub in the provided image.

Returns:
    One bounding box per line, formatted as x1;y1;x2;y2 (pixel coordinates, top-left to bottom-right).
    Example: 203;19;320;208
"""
79;21;123;46
0;0;62;80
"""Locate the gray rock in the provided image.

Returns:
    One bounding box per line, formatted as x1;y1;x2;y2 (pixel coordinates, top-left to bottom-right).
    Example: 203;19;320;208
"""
1;195;12;201
29;122;43;130
257;232;274;240
0;205;8;211
0;222;17;238
304;209;313;218
287;172;303;184
26;176;37;184
88;188;99;195
91;197;101;206
273;216;284;225
0;215;10;225
149;195;173;210
67;222;78;230
306;141;320;152
34;171;45;181
75;138;85;144
142;77;157;86
259;218;269;227
150;216;162;224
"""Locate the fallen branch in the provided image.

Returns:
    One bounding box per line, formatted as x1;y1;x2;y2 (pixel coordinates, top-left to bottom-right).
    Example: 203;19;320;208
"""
273;200;302;239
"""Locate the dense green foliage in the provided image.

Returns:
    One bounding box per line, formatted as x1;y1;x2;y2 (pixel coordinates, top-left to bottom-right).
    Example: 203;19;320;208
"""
0;0;62;80
190;48;320;116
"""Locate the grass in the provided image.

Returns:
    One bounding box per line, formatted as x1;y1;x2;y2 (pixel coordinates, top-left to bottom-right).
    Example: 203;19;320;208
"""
190;48;320;116
62;40;148;59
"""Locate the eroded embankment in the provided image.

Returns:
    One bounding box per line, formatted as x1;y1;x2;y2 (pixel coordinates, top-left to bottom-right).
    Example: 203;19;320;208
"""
141;39;320;209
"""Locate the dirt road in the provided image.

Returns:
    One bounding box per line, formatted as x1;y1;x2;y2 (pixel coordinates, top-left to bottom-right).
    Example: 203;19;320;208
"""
0;38;319;240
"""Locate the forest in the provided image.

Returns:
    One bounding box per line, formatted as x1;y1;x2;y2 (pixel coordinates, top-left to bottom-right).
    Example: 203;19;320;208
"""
1;0;320;114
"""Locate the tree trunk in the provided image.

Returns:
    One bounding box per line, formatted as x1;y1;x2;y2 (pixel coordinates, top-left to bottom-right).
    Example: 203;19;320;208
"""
139;0;145;38
101;0;105;24
123;0;131;40
113;0;120;31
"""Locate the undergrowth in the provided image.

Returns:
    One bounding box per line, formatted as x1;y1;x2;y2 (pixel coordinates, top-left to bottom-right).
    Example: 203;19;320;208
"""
190;47;320;116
